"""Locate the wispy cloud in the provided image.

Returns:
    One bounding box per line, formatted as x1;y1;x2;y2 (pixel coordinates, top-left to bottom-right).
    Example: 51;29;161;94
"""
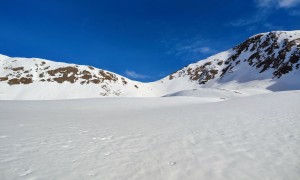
254;0;272;7
194;47;214;54
254;0;300;8
229;2;273;28
163;36;218;63
175;44;210;55
278;0;300;7
229;13;266;27
229;0;300;29
263;23;284;30
125;70;150;79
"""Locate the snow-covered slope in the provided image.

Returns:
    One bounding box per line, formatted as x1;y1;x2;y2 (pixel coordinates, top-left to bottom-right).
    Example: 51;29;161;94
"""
1;91;299;180
0;56;154;99
151;30;300;96
1;30;299;99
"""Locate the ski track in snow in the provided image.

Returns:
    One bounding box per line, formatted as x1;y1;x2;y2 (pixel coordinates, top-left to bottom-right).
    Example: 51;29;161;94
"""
0;91;300;180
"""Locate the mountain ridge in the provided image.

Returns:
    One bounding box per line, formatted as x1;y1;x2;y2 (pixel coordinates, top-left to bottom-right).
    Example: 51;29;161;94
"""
1;30;299;99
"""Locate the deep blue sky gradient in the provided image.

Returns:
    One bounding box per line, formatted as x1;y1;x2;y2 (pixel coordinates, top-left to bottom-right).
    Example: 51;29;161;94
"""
0;0;299;81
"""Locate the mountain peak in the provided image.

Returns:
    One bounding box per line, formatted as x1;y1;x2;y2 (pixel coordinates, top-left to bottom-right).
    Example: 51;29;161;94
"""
154;30;300;95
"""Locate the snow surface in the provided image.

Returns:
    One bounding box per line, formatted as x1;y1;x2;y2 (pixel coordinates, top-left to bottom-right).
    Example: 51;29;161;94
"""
1;91;300;180
164;88;246;99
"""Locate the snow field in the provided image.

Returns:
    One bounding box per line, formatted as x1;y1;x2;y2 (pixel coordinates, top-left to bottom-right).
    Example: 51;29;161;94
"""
0;91;300;180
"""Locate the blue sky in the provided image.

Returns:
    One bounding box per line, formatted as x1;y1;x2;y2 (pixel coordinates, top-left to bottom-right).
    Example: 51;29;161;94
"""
0;0;299;81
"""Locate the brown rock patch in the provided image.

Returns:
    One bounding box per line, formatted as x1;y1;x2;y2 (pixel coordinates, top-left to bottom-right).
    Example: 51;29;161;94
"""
8;77;33;85
12;67;24;71
0;77;8;81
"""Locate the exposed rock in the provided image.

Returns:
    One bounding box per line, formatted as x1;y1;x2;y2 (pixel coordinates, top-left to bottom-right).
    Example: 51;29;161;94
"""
12;67;24;71
0;77;8;81
8;78;33;85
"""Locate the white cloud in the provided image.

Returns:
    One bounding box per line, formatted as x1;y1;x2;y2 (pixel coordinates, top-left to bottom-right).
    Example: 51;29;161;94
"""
125;70;150;79
254;0;300;8
278;0;300;8
194;47;214;54
173;38;216;58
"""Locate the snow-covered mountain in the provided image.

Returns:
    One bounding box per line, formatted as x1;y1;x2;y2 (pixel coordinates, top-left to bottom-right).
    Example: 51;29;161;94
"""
152;30;300;96
1;30;299;99
0;55;155;99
